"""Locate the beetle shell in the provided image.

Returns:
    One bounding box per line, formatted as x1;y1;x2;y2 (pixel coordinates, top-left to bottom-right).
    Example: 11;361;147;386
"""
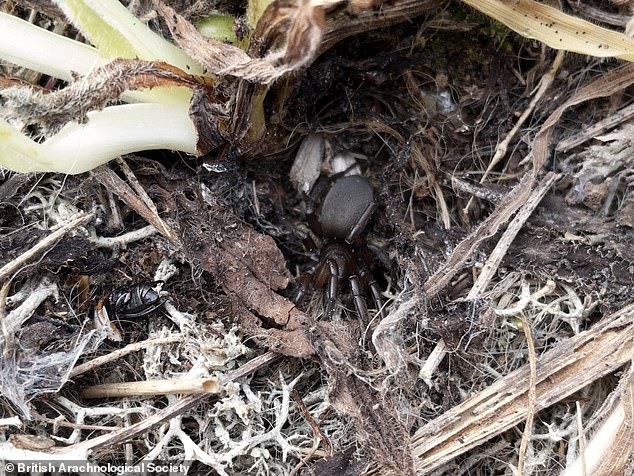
319;175;375;243
107;283;163;319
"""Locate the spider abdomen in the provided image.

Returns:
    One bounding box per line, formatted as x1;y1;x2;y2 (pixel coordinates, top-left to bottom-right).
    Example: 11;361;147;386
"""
319;175;375;243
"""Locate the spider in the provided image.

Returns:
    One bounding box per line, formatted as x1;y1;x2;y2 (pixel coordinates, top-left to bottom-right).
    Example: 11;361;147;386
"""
296;174;386;323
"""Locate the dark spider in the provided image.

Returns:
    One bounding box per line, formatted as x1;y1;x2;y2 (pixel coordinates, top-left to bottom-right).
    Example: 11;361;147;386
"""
296;175;386;323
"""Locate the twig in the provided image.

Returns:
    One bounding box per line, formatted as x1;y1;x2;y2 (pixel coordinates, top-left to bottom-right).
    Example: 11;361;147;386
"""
448;174;505;203
556;102;634;153
467;172;559;299
116;158;160;214
33;414;121;432
517;315;537;476
289;438;322;476
576;401;587;476
424;172;535;297
81;377;220;399
289;388;332;476
418;339;448;386
291;389;332;454
532;64;634;171
70;335;184;377
0;282;11;358
89;224;157;248
0;211;93;283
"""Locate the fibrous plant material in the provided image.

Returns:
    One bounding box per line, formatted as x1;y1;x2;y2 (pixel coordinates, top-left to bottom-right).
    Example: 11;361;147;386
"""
0;59;210;133
426;62;634;300
90;164;178;243
467;172;559;299
556;102;634;153
364;301;634;474
561;369;634;476
463;50;565;214
423;171;535;298
155;0;330;85
4;0;634;474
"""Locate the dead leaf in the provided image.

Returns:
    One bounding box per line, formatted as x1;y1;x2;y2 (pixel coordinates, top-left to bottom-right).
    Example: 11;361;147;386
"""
157;0;329;84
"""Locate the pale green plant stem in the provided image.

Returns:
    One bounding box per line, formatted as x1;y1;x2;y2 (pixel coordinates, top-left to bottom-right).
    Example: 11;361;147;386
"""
54;0;203;74
0;102;197;174
0;11;105;82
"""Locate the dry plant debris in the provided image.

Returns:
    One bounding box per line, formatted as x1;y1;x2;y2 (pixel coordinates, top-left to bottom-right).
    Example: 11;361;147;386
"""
2;0;634;475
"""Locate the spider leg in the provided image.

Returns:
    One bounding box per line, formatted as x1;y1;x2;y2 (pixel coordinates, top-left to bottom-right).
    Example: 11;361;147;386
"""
349;274;370;324
358;265;386;320
294;273;313;303
345;202;377;244
369;280;386;319
324;258;340;320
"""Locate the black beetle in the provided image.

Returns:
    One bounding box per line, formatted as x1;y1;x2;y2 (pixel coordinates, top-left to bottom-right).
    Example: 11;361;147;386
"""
99;282;165;320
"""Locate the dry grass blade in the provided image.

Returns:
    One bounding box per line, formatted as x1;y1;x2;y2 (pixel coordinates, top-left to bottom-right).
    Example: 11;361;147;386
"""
321;0;441;52
532;63;634;170
463;0;634;61
556;102;634;153
430;63;634;301
464;50;564;213
516;315;537;476
562;367;634;476
575;401;588;476
426;54;634;300
365;302;634;474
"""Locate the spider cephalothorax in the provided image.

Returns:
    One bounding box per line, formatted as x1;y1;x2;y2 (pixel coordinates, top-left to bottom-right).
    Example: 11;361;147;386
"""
297;174;386;322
